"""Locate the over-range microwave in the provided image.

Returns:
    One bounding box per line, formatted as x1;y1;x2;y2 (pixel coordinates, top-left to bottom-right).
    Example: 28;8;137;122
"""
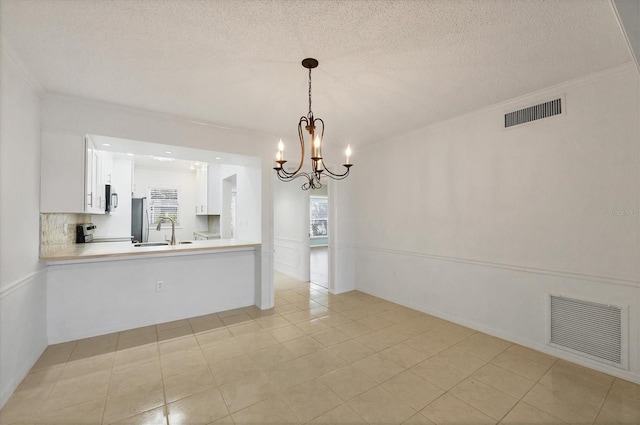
105;184;118;213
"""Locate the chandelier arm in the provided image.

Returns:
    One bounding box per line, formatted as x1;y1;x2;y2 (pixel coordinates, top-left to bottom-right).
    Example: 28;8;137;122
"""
302;179;319;190
318;159;351;179
275;169;310;182
275;169;322;190
316;117;325;148
275;165;315;181
274;168;295;179
280;116;308;178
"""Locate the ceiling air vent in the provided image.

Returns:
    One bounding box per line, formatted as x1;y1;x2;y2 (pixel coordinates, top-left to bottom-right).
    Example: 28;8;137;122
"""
548;294;626;369
505;98;562;128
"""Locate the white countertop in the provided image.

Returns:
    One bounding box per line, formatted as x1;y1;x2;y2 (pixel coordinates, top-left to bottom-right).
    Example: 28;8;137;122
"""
41;239;261;264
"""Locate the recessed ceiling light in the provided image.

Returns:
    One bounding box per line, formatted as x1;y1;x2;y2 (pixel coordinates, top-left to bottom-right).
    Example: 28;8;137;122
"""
126;153;134;156
215;157;221;160
164;150;172;154
151;156;175;162
102;143;111;147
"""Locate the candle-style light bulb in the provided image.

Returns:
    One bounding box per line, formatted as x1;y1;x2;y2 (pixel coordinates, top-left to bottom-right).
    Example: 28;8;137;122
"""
277;139;284;161
345;145;352;165
276;151;282;161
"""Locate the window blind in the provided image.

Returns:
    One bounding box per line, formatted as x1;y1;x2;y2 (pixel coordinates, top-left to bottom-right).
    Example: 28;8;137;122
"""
149;187;180;226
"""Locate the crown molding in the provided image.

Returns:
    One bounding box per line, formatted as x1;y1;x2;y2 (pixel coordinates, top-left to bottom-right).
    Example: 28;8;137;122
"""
610;0;640;75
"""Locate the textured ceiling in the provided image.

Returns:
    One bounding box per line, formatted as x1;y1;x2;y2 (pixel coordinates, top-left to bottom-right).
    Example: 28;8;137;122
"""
0;0;631;148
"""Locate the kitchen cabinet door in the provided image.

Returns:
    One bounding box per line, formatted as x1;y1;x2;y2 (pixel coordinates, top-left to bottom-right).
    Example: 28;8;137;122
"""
195;166;207;215
194;163;221;215
41;131;86;213
98;150;113;185
85;137;104;214
206;163;221;215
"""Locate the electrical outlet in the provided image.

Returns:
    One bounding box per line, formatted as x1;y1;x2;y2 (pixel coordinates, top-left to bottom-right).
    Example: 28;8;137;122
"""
156;280;164;292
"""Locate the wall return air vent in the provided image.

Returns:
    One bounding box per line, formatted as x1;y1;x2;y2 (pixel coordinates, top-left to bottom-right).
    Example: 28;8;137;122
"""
548;294;626;369
504;98;562;128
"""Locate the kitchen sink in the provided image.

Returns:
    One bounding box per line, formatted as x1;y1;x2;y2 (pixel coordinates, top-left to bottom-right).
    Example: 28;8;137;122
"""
133;241;194;247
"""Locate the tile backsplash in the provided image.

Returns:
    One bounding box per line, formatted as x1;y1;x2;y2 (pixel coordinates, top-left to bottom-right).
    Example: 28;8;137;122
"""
40;213;91;255
208;215;220;234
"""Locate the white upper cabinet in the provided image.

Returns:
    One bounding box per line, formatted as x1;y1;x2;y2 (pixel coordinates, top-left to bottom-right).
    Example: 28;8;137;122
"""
195;166;207;215
84;136;105;214
40;131;107;214
98;150;113;186
41;131;85;213
195;163;221;216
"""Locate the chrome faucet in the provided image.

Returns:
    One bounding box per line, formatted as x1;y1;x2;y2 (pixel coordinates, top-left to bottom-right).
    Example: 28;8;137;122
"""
156;217;176;245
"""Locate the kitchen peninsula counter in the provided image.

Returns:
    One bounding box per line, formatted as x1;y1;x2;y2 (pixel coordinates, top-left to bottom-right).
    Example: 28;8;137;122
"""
41;239;261;264
44;238;262;344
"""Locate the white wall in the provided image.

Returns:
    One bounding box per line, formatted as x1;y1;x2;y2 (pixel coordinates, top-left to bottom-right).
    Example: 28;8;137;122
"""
92;157;133;238
0;43;48;408
273;178;310;282
221;164;261;242
133;165;197;242
354;64;640;382
329;175;356;294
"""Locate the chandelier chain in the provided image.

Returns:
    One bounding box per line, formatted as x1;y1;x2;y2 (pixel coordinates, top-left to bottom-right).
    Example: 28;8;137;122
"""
308;68;312;115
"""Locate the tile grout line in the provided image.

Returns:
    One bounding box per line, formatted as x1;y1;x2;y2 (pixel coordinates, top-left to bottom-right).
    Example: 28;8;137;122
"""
592;375;616;425
192;310;279;422
31;351;71;424
498;357;563;424
194;314;236;420
99;334;119;425
155;324;171;425
414;342;556;424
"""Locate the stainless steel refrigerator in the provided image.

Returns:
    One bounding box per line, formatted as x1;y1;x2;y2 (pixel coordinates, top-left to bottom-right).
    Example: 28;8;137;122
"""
131;197;149;243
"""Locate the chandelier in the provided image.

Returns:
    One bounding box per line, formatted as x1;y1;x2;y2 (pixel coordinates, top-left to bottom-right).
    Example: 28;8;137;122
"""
274;58;352;190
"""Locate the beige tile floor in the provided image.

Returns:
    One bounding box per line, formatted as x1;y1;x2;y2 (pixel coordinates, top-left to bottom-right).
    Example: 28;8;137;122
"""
1;272;638;425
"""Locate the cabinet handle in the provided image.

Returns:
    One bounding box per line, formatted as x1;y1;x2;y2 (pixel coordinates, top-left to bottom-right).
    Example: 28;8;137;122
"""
88;193;93;207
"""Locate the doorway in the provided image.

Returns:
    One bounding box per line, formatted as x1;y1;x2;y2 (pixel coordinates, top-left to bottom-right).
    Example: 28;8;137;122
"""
309;190;329;288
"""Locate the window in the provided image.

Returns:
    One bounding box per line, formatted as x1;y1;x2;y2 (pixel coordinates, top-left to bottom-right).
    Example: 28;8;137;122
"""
149;186;180;226
310;196;328;237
